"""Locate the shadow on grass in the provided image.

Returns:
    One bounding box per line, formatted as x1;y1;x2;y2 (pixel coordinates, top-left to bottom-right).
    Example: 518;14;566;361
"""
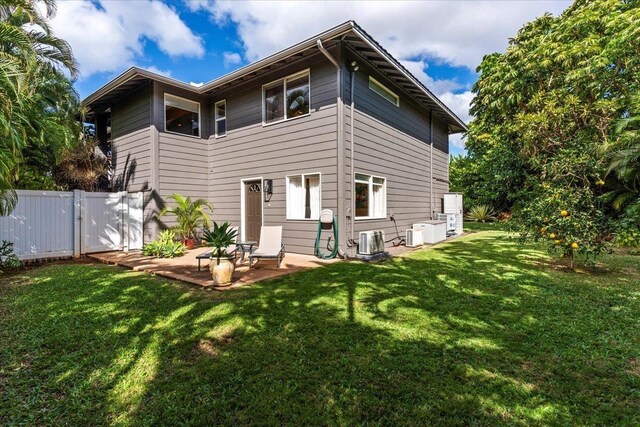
1;232;639;425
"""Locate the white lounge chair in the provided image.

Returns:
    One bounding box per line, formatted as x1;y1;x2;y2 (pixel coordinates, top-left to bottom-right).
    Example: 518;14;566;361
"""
248;226;285;268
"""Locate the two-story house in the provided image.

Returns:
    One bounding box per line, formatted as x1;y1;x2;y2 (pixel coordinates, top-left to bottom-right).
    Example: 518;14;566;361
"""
83;21;467;257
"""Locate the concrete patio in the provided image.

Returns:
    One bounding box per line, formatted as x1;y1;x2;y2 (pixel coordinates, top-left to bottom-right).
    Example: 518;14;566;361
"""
88;247;339;290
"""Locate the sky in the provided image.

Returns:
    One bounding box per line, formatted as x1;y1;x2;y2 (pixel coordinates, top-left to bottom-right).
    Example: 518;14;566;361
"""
50;0;572;155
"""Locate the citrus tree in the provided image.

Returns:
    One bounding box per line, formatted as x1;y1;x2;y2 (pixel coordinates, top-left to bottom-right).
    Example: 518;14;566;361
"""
464;0;640;266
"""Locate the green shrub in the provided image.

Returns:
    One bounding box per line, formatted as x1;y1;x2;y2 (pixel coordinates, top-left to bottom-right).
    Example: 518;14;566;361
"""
142;230;187;258
1;240;22;274
614;217;640;248
466;205;495;222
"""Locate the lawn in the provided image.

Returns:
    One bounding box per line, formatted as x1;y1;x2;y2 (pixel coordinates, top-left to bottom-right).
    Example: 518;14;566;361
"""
1;228;639;425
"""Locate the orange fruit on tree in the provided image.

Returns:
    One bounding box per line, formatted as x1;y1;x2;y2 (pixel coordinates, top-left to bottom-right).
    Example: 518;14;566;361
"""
571;242;579;249
560;210;569;217
549;233;556;239
554;240;562;245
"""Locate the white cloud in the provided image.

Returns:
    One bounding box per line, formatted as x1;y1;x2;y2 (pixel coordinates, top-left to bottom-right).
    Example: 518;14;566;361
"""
439;91;473;150
49;0;204;78
223;51;242;67
188;0;570;149
141;66;173;78
399;59;464;95
188;0;570;69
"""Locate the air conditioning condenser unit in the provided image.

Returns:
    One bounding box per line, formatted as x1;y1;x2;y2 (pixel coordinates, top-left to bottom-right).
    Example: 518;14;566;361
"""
359;230;385;255
406;227;424;247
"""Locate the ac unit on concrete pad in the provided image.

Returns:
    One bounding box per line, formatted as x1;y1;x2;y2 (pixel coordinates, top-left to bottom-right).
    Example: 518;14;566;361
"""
359;230;385;255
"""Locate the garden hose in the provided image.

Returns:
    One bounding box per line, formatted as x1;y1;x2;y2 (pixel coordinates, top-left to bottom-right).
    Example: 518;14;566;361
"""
314;215;339;259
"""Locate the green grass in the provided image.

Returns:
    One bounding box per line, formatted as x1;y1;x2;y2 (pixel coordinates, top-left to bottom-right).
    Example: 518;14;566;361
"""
1;229;639;425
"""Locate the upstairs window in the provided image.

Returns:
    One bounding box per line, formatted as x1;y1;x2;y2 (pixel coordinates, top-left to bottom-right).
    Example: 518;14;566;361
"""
165;94;200;137
215;100;226;137
287;173;321;220
368;76;399;107
263;70;310;124
355;173;386;219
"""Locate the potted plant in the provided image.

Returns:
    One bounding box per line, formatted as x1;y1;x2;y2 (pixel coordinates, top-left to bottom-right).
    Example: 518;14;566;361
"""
202;221;238;286
158;194;213;249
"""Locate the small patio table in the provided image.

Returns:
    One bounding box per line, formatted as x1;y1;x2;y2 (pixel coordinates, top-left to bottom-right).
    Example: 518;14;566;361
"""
235;241;257;262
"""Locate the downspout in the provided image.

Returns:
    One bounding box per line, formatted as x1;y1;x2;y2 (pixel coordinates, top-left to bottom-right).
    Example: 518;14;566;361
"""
349;64;357;244
317;39;347;258
430;110;434;220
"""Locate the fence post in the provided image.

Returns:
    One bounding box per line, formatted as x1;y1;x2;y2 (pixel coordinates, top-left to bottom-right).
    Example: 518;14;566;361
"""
122;191;129;252
73;190;82;258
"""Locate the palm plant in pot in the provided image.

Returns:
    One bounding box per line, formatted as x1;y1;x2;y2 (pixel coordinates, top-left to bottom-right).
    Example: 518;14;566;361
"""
158;194;213;249
202;221;238;286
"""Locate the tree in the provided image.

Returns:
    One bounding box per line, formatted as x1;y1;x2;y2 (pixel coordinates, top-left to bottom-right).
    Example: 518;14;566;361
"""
0;0;80;213
158;194;214;241
464;0;640;265
605;115;640;221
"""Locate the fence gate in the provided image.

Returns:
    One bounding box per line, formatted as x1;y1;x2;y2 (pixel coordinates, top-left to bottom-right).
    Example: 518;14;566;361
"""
0;190;144;260
82;192;124;253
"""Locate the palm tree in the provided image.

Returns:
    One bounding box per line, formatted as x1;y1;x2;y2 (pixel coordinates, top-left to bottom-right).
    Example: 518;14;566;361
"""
0;0;79;215
606;116;640;220
158;194;214;241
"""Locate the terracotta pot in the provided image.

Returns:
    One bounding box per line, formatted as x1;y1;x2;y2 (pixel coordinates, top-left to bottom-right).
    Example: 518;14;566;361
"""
183;238;196;249
209;257;235;286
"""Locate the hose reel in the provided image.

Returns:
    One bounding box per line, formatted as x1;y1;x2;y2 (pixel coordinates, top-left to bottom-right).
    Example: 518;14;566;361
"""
314;209;338;259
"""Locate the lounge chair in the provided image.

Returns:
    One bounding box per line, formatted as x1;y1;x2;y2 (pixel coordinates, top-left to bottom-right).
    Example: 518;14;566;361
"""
196;226;238;271
248;226;285;268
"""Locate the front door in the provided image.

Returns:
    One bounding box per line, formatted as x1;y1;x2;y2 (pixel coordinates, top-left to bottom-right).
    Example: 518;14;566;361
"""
244;180;262;243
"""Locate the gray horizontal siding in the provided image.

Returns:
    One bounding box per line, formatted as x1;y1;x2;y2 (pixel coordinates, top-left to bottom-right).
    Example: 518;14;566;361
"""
343;57;431;145
111;84;152;193
155;132;209;231
343;101;449;255
209;56;338;255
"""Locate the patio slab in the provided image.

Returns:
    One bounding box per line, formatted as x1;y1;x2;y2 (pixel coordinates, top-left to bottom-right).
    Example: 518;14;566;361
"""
88;247;339;290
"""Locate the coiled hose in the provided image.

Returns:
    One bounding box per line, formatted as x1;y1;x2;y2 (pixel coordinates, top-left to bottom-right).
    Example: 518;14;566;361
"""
314;215;339;259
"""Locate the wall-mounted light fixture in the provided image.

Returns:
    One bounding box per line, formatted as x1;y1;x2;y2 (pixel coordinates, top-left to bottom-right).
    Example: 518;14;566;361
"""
263;179;273;202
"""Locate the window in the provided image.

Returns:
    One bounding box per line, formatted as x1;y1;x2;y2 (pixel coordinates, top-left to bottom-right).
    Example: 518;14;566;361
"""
355;173;386;219
287;173;321;220
368;76;399;107
214;100;226;137
165;94;200;137
263;70;310;124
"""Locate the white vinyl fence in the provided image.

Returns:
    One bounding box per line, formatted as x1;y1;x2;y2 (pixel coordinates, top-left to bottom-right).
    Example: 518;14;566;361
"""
0;190;143;260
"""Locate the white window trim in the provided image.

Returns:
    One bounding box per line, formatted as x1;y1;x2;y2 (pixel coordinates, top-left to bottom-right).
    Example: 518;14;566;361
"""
214;99;227;138
354;173;387;220
286;172;322;221
262;69;311;126
368;76;399;107
164;93;201;138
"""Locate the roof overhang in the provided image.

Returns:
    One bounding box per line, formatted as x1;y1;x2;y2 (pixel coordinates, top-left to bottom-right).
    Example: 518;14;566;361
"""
82;21;467;133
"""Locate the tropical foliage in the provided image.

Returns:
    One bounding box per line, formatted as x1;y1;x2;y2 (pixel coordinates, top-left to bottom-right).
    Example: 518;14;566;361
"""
0;0;81;213
458;0;640;264
141;230;187;258
465;205;495;222
0;240;22;273
202;221;238;262
158;194;213;240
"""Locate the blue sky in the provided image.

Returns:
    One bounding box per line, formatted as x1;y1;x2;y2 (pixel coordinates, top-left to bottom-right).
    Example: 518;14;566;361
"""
50;0;572;155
